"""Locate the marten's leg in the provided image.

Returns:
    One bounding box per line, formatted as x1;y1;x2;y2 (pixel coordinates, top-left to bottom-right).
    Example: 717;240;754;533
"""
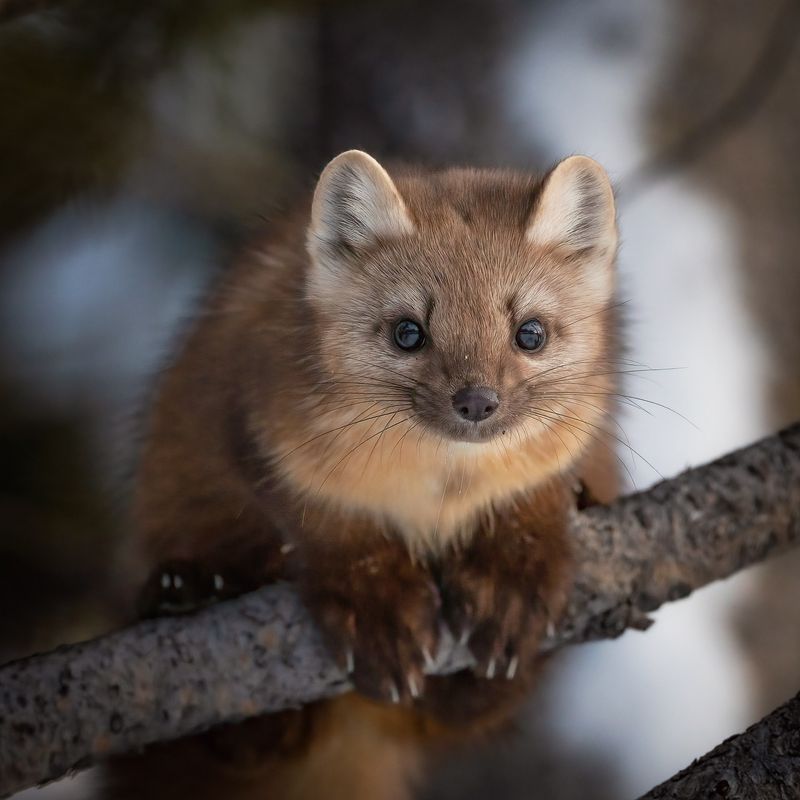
417;480;574;736
296;509;442;705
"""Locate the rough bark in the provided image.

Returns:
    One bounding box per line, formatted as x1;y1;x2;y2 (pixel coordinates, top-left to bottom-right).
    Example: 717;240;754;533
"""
1;423;800;797
562;421;800;645
638;691;800;799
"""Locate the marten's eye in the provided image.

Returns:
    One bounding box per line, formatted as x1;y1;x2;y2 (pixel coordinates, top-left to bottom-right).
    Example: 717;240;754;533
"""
515;319;546;352
393;319;426;352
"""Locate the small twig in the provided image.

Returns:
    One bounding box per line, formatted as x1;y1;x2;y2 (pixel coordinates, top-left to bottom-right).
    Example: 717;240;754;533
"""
1;423;799;796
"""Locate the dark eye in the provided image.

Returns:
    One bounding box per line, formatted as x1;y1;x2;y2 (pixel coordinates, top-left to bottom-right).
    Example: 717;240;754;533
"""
515;319;546;352
393;319;426;352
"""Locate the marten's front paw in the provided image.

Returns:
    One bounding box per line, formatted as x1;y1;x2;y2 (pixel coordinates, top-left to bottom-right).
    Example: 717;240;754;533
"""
303;551;441;704
440;546;554;681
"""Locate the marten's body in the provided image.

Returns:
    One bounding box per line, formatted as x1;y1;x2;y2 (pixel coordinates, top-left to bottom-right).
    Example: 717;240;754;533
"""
102;151;620;799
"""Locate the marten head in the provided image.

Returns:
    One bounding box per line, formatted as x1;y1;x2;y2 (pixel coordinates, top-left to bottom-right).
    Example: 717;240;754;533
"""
305;150;617;458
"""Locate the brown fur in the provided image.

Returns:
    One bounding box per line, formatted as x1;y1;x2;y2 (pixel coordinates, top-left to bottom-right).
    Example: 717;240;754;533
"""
103;152;620;799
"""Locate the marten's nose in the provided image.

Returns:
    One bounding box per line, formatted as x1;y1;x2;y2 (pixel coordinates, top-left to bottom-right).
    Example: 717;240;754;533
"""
452;387;499;422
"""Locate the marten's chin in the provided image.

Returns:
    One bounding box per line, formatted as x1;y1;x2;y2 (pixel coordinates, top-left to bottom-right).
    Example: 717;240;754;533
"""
424;416;512;444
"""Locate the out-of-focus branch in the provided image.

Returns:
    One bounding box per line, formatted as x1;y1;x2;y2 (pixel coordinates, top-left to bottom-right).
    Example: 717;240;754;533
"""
1;423;800;797
638;690;800;799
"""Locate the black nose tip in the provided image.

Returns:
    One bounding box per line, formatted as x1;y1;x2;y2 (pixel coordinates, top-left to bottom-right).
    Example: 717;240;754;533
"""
452;386;500;423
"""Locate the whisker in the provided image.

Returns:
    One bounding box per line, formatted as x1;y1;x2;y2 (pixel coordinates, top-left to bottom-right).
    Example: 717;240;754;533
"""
362;411;400;477
316;416;413;494
558;298;632;330
535;396;639;479
531;412;567;474
534;388;697;428
532;366;683;391
522;356;651;387
530;404;661;482
315;405;388;485
534;394;643;437
391;418;422;460
346;356;424;387
317;402;385;462
534;390;651;419
432;450;454;542
521;409;578;470
275;406;411;463
526;406;638;489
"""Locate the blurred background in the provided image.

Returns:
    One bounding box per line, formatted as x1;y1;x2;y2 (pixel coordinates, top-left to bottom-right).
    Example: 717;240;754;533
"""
2;0;799;797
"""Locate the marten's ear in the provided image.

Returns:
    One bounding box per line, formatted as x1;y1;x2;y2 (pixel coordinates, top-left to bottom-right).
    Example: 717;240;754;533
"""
526;156;617;265
308;150;414;269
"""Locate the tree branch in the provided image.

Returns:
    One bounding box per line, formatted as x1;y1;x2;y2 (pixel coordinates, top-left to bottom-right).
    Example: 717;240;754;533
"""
638;690;800;799
1;423;799;797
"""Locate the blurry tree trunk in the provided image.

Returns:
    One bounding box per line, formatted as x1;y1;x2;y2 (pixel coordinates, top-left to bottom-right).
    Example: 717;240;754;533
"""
313;0;546;168
651;0;800;717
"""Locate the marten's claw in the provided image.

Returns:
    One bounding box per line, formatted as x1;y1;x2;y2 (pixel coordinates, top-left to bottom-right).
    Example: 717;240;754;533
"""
302;550;440;706
440;561;552;682
138;560;228;617
505;654;519;680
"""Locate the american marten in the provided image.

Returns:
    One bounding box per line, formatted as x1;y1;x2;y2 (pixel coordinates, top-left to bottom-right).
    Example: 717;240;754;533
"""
102;150;621;800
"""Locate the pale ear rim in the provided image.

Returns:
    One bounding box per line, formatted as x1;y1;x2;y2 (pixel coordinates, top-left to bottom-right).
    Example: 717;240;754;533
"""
309;149;415;254
526;154;617;257
310;150;386;230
